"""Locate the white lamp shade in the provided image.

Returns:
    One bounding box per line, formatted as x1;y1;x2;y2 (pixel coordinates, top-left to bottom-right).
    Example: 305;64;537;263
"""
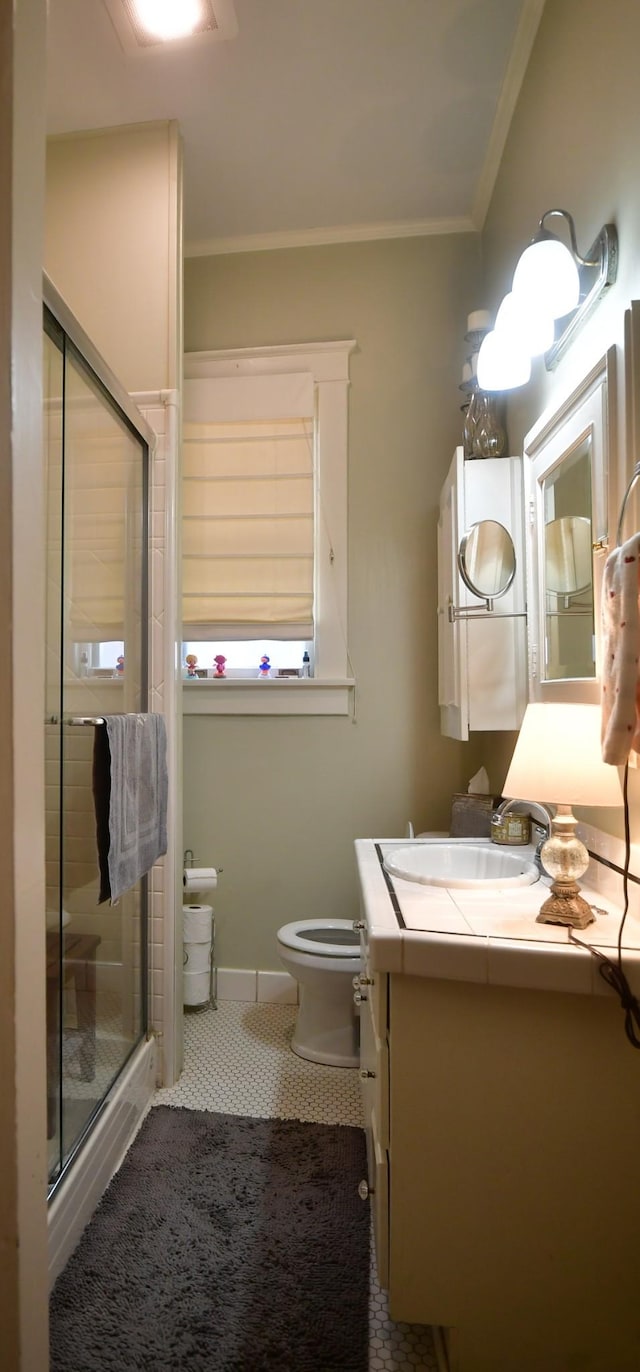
134;0;202;39
494;291;555;358
503;703;621;807
476;330;531;392
512;237;580;320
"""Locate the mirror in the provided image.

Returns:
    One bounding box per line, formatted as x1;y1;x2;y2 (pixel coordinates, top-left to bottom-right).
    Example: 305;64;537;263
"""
524;350;614;704
542;440;594;680
545;515;592;595
457;520;516;602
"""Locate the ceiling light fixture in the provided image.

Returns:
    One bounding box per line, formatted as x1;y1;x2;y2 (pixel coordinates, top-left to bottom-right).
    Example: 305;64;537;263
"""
133;0;203;40
104;0;238;53
476;209;618;390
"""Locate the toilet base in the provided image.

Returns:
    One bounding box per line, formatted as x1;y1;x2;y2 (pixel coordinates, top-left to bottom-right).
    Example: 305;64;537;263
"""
291;983;359;1068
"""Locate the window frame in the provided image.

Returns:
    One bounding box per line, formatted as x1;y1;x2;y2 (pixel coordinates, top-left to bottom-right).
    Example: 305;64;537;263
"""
183;340;355;716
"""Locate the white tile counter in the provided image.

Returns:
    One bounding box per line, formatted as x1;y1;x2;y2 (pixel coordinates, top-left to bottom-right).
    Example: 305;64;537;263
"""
355;836;640;997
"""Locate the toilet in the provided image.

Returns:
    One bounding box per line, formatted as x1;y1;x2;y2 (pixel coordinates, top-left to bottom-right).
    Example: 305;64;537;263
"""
276;918;362;1068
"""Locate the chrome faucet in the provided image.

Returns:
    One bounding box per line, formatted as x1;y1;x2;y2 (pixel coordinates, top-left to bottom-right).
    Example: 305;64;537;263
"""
494;798;554;871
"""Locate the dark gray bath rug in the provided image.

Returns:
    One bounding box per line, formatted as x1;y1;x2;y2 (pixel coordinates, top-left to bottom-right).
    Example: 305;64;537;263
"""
49;1106;369;1371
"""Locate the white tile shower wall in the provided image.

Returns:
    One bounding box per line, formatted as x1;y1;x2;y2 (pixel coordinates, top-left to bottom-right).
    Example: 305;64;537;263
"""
136;393;179;1083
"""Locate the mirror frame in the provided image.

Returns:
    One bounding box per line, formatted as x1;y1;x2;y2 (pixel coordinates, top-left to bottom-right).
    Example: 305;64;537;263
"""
523;348;616;704
457;520;516;602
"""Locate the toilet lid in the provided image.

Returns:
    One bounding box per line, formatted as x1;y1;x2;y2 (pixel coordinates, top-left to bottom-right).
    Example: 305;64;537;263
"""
277;918;361;957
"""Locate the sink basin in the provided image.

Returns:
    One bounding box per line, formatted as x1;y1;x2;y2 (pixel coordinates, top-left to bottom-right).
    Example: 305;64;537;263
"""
383;843;539;889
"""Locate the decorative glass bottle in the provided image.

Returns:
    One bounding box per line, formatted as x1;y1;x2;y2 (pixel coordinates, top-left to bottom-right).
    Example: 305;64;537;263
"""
463;386;480;457
472;392;507;459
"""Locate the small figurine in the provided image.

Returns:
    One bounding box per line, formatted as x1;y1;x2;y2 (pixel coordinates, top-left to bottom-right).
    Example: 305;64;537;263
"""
185;653;198;678
213;654;227;678
115;654;125;675
258;654;271;679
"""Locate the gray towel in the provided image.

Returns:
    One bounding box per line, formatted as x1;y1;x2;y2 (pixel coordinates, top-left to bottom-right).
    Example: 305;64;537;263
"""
93;714;168;904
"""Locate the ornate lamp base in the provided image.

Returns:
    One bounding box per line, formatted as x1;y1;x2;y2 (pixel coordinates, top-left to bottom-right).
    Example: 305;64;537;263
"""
536;805;595;929
536;879;595;929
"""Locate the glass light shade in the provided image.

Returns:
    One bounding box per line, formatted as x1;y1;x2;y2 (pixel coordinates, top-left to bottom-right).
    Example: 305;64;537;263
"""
133;0;202;39
503;703;621;808
476;330;531;392
512;236;580;320
494;291;555;358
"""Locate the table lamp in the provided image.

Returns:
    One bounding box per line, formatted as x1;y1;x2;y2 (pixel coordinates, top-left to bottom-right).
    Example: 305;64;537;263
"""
502;702;622;928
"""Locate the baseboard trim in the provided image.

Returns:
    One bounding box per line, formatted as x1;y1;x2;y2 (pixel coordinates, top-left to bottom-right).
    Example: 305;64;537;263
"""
215;967;298;1004
47;1036;156;1288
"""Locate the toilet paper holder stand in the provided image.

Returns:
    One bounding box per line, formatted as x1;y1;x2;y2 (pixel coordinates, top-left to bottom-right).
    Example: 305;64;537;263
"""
183;849;221;1012
183;918;218;1013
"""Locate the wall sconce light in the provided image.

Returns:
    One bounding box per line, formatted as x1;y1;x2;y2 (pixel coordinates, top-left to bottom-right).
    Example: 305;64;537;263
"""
477;209;618;391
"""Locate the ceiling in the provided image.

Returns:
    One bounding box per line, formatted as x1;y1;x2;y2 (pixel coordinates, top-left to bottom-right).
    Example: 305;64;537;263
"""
46;0;543;256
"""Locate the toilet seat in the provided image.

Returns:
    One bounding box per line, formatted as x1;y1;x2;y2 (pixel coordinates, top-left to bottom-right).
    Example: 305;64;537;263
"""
277;918;360;958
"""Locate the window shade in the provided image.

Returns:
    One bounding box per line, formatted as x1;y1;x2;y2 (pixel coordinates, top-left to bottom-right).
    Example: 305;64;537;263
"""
183;416;315;640
62;379;145;645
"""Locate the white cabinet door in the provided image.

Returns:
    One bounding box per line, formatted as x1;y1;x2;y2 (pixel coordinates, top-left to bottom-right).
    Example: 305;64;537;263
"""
438;447;527;739
438;449;468;739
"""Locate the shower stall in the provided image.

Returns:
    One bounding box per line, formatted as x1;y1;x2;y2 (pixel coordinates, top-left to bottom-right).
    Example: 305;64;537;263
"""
43;280;157;1196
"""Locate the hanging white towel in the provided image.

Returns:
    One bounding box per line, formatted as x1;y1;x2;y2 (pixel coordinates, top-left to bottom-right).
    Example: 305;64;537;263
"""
601;533;640;764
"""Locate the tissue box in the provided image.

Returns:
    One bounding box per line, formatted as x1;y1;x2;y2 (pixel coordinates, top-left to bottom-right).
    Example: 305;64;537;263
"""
449;793;499;838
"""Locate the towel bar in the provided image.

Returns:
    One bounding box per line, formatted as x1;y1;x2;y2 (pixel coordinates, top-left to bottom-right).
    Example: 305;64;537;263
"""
46;715;105;726
46;715;149;726
616;460;640;546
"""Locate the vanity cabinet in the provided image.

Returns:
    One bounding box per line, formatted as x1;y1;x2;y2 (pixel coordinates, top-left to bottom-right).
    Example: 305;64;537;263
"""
356;868;640;1372
437;448;527;739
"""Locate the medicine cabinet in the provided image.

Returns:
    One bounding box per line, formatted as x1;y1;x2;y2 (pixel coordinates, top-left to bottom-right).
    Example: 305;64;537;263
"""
437;448;527;740
523;349;615;704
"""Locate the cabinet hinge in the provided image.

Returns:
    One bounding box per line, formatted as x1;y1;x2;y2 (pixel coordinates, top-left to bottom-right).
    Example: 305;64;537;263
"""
528;498;535;527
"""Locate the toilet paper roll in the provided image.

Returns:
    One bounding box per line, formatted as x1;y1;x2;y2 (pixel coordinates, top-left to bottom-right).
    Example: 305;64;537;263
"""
183;903;213;941
184;941;211;975
183;866;218;894
184;969;211;1007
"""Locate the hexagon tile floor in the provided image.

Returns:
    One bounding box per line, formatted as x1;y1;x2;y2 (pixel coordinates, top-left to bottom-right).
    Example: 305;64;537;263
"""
154;1001;442;1371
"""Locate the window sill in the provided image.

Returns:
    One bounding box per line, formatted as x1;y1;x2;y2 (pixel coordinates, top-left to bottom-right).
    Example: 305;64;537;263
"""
182;677;355;716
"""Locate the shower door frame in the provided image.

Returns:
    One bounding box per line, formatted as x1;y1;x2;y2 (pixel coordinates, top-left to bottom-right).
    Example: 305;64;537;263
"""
44;273;157;1198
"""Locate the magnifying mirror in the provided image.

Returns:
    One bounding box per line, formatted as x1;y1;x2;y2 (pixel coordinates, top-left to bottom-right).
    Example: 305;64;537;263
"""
458;520;516;601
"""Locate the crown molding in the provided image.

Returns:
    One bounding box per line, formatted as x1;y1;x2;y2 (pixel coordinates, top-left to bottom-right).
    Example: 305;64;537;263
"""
471;0;547;230
184;215;476;258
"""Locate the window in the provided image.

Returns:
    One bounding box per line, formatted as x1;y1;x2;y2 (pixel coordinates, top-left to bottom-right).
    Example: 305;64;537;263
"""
182;341;355;715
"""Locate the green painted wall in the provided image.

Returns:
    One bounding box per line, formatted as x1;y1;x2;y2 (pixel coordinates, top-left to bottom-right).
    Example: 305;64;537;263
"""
184;235;481;968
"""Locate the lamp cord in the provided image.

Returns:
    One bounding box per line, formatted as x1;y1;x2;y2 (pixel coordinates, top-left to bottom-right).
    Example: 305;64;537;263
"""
568;763;640;1048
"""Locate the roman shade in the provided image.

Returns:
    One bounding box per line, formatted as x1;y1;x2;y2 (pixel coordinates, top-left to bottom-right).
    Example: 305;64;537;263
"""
183;373;315;640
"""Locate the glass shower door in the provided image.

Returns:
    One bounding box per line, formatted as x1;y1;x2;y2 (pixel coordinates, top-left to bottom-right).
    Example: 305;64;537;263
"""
44;304;150;1191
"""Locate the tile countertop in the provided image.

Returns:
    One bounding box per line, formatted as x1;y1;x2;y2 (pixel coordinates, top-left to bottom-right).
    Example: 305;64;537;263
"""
354;837;640;999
